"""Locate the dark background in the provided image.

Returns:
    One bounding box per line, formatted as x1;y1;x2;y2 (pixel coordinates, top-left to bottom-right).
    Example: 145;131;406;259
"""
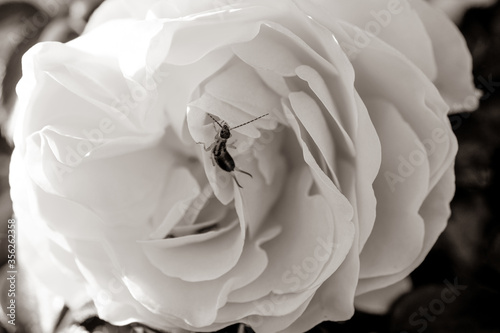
0;1;499;332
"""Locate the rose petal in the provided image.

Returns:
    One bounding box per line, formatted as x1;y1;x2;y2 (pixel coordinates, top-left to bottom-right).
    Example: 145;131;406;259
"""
233;152;286;237
289;90;346;187
341;21;454;189
228;166;330;301
354;277;412;314
147;168;204;240
252;126;286;186
278;249;361;332
101;222;281;328
158;7;282;66
347;92;381;251
410;0;480;112
255;68;291;99
229;153;353;301
232;22;358;142
12;152;92;309
251;299;313;333
141;219;243;282
294;65;355;153
159;48;234;143
297;0;437;80
17;140;106;240
78;225;280;332
334;22;457;279
357;167;455;294
202;60;281;132
62;238;176;329
25;129;173;228
219;290;315;323
359;99;428;278
283;104;357;288
12;1;468;331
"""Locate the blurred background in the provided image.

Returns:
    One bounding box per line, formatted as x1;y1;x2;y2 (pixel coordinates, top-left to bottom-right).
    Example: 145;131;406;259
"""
0;0;499;332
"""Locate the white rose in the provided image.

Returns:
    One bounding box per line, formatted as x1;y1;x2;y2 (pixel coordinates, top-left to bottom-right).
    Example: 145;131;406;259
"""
11;0;478;332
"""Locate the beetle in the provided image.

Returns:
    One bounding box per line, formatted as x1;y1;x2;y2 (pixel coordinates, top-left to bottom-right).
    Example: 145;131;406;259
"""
196;113;269;188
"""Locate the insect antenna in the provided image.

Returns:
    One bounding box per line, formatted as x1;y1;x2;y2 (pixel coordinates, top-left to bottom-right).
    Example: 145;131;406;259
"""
230;113;269;130
207;113;224;128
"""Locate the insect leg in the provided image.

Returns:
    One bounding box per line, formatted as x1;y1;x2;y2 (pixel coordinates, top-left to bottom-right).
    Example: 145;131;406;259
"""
232;173;243;188
195;141;207;150
196;141;216;152
235;167;253;178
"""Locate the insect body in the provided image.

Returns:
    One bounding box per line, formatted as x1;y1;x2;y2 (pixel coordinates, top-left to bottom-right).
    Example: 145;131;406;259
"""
197;113;269;188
